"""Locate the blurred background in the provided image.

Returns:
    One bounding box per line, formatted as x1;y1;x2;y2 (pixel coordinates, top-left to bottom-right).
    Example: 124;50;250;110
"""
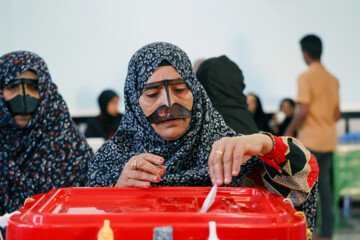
1;0;359;115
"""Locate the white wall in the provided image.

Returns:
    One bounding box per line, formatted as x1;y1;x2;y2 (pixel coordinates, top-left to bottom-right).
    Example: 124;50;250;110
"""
1;0;359;115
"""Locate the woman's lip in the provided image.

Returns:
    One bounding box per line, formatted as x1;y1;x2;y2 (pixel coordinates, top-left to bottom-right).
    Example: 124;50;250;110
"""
15;115;31;120
160;119;180;124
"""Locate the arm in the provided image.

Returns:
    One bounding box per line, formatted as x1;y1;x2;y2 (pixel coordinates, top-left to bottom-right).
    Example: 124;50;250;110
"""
208;133;319;206
334;105;341;121
284;102;309;136
256;134;319;206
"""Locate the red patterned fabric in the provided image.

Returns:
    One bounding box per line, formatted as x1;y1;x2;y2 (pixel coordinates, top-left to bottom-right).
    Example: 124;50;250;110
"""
258;133;288;170
307;153;319;188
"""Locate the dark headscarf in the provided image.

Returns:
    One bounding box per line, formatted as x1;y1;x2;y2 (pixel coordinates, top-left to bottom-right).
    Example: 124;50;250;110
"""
276;98;295;136
85;90;123;140
196;55;258;134
87;42;262;187
248;93;271;132
0;51;93;215
99;90;118;115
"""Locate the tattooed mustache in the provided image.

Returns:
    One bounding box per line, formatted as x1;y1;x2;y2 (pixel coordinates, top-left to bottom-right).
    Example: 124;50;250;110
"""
146;103;191;123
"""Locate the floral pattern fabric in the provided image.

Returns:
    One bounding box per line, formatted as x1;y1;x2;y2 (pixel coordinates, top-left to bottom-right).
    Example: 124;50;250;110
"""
0;51;93;218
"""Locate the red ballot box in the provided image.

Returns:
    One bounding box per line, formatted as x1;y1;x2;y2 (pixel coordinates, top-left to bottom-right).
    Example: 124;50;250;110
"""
6;187;308;240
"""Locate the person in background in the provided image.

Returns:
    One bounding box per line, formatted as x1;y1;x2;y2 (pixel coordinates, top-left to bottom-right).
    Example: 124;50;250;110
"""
246;93;270;132
285;34;341;240
85;90;123;140
87;42;319;234
196;55;258;135
271;98;295;136
0;51;93;235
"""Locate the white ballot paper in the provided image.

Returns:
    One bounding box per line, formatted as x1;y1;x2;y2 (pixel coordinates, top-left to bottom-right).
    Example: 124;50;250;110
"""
200;185;218;213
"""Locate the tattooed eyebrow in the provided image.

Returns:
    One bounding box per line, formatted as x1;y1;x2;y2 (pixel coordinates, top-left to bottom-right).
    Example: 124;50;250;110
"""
142;78;185;92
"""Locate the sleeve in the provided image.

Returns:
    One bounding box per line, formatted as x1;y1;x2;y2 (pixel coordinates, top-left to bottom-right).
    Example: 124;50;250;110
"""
256;132;319;206
296;74;311;104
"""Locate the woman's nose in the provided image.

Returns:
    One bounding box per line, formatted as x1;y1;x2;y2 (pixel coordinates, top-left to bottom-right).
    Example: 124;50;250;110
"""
158;88;175;107
16;85;25;95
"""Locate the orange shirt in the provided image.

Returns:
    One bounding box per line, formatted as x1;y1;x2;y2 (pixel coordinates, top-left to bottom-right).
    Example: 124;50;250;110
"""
296;62;340;152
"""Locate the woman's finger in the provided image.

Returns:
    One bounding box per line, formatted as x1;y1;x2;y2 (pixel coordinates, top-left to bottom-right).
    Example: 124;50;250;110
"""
232;139;245;177
222;140;235;185
140;153;164;165
129;169;162;183
132;158;164;176
209;143;225;186
128;153;166;176
126;178;151;189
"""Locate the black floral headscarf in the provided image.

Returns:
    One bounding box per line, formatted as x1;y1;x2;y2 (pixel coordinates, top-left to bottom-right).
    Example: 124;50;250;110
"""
87;42;262;187
0;51;93;216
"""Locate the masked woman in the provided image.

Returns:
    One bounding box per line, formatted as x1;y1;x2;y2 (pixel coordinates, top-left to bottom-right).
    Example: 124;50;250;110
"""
87;42;319;232
0;51;93;220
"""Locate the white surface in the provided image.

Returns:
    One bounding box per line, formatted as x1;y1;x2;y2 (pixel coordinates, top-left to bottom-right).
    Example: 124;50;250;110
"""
86;138;105;153
1;0;360;114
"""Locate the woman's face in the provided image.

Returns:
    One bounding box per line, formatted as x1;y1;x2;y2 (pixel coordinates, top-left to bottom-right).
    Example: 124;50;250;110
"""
280;100;294;117
247;94;257;113
139;66;193;141
3;71;40;127
107;96;119;117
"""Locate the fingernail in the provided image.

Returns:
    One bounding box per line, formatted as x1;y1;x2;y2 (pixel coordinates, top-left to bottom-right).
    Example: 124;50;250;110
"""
232;170;237;176
158;170;164;176
225;178;230;184
145;182;150;188
158;158;163;164
217;179;222;186
154;176;160;182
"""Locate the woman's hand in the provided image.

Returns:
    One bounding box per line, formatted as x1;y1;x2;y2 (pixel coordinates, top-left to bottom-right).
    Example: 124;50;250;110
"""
115;153;166;188
208;133;274;186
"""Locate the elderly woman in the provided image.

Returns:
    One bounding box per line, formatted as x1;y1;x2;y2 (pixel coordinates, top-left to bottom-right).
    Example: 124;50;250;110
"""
0;51;93;219
88;42;318;232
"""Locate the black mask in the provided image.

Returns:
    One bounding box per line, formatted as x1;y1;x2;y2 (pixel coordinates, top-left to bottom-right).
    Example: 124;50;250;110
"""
147;103;192;123
142;78;192;124
6;95;41;116
4;78;41;116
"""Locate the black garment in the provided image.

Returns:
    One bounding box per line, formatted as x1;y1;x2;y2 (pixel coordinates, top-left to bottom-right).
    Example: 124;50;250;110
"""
196;55;258;135
255;114;270;132
276;116;293;136
249;93;271;132
85;90;123;139
85;113;123;139
311;151;334;238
